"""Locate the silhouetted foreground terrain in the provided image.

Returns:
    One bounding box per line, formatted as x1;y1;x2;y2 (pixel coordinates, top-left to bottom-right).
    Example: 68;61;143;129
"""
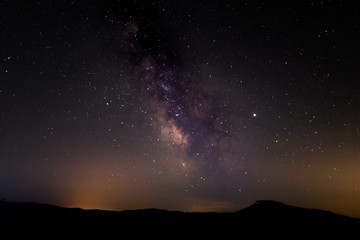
1;200;359;237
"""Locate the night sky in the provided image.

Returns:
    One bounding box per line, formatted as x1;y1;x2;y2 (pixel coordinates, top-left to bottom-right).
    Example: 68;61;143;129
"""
1;0;360;217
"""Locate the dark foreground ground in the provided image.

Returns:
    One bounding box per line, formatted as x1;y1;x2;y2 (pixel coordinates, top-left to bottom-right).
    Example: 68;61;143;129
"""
1;200;359;237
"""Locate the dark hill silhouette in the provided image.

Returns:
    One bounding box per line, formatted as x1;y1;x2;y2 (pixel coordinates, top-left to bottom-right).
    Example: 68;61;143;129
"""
236;200;357;223
235;200;359;228
1;200;359;237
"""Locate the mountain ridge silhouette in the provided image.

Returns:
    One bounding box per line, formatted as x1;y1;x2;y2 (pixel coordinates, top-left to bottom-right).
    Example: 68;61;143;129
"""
1;199;359;237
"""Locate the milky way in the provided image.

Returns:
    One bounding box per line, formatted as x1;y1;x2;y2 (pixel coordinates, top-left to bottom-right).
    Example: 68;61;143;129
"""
114;13;229;170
